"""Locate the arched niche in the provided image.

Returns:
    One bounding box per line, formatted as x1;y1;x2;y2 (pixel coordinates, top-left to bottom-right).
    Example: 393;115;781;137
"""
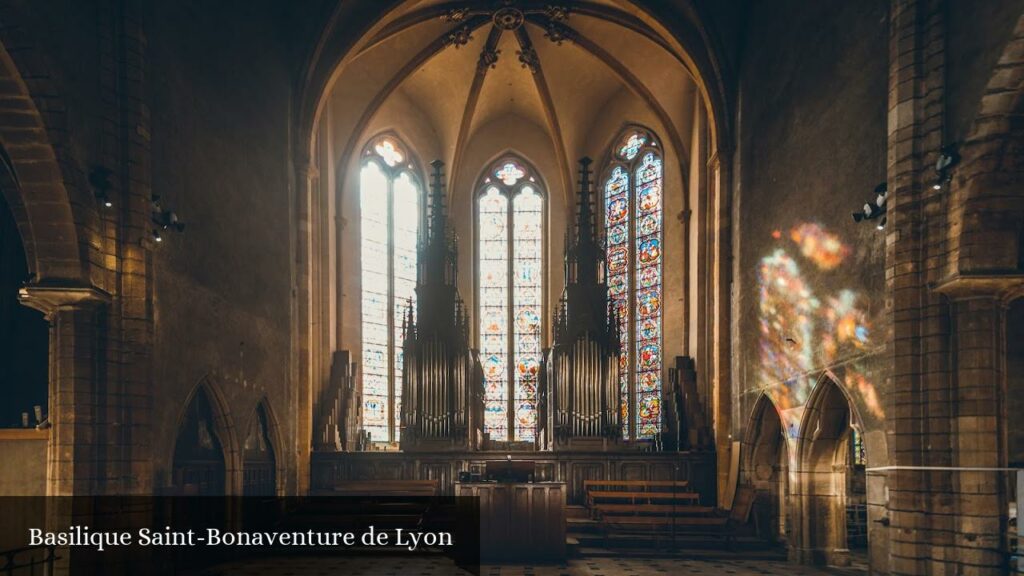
793;374;866;566
242;402;278;497
171;386;230;496
741;393;789;544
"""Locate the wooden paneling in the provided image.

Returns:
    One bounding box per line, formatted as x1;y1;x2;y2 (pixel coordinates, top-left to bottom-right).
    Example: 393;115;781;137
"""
312;451;717;505
457;482;565;562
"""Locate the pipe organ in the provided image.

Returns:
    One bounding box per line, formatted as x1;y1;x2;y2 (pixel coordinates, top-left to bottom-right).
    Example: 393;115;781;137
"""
400;160;484;451
538;158;624;451
665;356;711;451
314;350;359;452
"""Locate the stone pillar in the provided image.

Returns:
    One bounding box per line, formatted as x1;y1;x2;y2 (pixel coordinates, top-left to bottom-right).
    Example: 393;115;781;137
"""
885;0;955;573
19;284;110;496
294;159;317;495
949;297;1007;573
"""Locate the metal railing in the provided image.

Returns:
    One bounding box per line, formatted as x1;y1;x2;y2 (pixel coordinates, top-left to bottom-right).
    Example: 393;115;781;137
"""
0;545;58;576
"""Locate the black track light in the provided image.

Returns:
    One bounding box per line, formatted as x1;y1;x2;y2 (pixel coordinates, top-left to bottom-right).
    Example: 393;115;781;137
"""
933;144;959;190
853;182;887;230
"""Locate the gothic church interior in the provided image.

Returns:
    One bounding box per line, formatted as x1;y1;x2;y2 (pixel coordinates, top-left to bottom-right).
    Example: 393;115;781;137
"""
0;0;1022;574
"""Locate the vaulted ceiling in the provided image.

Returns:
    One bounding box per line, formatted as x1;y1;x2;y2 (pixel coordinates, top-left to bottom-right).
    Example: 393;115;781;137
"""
324;1;701;203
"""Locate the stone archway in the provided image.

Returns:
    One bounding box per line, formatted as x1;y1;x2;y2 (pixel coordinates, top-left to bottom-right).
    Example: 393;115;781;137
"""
0;38;110;498
169;380;241;496
242;400;280;497
792;375;862;566
932;14;1024;571
0;41;93;285
292;0;736;498
742;393;790;544
945;13;1024;282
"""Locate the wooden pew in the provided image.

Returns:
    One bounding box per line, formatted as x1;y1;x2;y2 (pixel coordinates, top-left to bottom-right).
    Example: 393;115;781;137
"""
584;480;756;548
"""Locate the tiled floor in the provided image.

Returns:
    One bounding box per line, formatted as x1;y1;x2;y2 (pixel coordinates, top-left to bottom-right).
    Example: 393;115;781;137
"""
199;555;866;576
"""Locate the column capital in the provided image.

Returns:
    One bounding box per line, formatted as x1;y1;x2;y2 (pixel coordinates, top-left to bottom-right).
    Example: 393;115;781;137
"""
296;161;319;181
18;282;111;318
931;272;1024;306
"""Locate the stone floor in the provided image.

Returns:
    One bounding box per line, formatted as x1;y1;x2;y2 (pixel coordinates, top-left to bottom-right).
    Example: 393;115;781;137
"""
198;555;867;576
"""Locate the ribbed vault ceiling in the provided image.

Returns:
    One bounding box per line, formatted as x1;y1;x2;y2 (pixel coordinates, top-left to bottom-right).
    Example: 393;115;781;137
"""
326;0;699;200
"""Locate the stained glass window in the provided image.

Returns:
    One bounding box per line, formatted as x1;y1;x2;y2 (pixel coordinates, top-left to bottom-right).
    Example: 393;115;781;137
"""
360;136;421;443
851;427;866;467
605;129;663;440
477;157;544;442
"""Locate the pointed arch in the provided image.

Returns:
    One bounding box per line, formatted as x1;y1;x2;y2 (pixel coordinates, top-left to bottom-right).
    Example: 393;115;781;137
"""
0;40;94;284
169;378;240;496
741;392;790;544
358;132;425;444
944;11;1024;284
792;373;865;565
600;125;664;440
243;399;281;496
475;153;547;443
741;393;787;480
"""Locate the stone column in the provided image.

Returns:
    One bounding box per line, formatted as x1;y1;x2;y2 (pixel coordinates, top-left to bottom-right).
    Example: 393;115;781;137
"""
19;284;110;496
949;296;1006;573
294;159;317;495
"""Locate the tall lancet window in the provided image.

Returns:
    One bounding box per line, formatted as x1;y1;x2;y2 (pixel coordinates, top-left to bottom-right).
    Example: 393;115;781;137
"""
360;135;422;443
477;157;545;442
603;128;663;440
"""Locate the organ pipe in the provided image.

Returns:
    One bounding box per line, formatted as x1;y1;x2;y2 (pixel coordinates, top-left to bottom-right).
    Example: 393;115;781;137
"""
537;158;625;450
399;161;483;451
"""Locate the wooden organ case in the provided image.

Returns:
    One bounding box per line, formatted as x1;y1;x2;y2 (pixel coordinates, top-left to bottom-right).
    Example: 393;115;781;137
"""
399;160;484;452
538;158;624;451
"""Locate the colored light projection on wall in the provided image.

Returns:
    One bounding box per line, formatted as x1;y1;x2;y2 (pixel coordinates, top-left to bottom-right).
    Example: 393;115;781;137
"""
789;223;851;270
757;222;883;436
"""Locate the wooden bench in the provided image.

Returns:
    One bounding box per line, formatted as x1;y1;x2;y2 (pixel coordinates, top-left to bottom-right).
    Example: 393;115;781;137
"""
583;480;690;490
592;504;715;515
584;479;697;508
588;490;702;507
584;480;756;548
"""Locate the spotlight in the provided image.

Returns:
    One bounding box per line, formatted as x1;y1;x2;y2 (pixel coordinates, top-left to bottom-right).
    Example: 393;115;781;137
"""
154;210;185;232
933;144;959;190
150;194;186;240
853;182;887;229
